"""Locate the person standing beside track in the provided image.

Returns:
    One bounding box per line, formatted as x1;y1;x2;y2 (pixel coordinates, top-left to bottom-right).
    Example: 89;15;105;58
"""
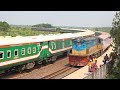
89;55;93;61
93;56;97;63
88;56;98;73
90;60;98;73
88;55;94;72
103;54;109;64
88;60;92;72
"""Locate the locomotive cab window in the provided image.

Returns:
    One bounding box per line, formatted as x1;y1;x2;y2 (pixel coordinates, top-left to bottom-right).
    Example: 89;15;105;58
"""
33;47;36;53
7;50;11;58
0;51;4;59
77;42;80;46
14;49;18;56
28;47;31;54
21;48;25;55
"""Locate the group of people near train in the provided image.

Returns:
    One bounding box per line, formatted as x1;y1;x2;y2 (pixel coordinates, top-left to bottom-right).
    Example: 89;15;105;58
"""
88;55;98;73
87;51;119;73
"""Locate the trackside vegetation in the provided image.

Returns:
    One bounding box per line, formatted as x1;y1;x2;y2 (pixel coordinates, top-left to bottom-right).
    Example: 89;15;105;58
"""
0;23;58;37
107;11;120;79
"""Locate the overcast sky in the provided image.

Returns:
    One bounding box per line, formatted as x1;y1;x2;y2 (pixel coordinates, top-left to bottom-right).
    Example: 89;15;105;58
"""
0;11;117;27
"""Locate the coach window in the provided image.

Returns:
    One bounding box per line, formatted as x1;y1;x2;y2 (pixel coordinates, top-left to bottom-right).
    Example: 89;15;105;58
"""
14;49;18;57
21;48;25;55
37;43;40;46
0;51;4;59
33;47;36;53
28;47;31;54
7;50;11;58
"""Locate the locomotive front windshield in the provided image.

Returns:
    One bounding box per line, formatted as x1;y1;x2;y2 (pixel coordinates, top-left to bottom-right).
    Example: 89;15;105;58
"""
72;38;86;51
72;37;101;51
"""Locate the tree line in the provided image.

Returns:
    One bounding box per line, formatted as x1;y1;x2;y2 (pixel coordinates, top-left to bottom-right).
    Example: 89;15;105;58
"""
108;11;120;79
0;22;58;36
32;23;54;28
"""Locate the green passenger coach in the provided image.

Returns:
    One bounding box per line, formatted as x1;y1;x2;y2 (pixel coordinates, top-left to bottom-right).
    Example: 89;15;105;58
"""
0;37;73;74
0;42;41;72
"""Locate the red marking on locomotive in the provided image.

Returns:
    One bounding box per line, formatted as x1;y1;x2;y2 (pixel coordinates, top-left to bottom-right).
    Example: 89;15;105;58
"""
69;55;88;66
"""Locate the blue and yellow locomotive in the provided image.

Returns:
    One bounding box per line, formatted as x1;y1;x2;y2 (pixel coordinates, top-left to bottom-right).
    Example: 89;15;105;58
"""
69;36;103;66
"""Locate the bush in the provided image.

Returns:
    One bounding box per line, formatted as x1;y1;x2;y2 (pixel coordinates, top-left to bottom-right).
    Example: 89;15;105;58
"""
0;21;10;31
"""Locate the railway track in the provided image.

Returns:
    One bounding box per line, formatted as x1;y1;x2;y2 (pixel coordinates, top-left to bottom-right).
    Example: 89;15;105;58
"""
40;45;112;79
41;65;80;79
0;68;35;79
1;56;69;79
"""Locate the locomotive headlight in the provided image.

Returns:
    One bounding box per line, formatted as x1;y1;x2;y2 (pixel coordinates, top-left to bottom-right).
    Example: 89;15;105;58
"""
77;38;81;46
77;38;80;42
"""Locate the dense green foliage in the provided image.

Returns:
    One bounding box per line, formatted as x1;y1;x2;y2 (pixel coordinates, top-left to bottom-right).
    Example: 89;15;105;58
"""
107;12;120;79
110;12;120;47
0;21;10;31
107;59;120;79
32;23;54;28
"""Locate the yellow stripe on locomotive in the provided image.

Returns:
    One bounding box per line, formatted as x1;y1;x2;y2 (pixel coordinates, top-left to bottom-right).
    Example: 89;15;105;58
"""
72;49;86;56
72;43;103;56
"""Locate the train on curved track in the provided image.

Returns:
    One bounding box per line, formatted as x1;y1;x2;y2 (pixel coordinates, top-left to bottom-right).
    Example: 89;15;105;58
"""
0;29;111;74
69;31;112;66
